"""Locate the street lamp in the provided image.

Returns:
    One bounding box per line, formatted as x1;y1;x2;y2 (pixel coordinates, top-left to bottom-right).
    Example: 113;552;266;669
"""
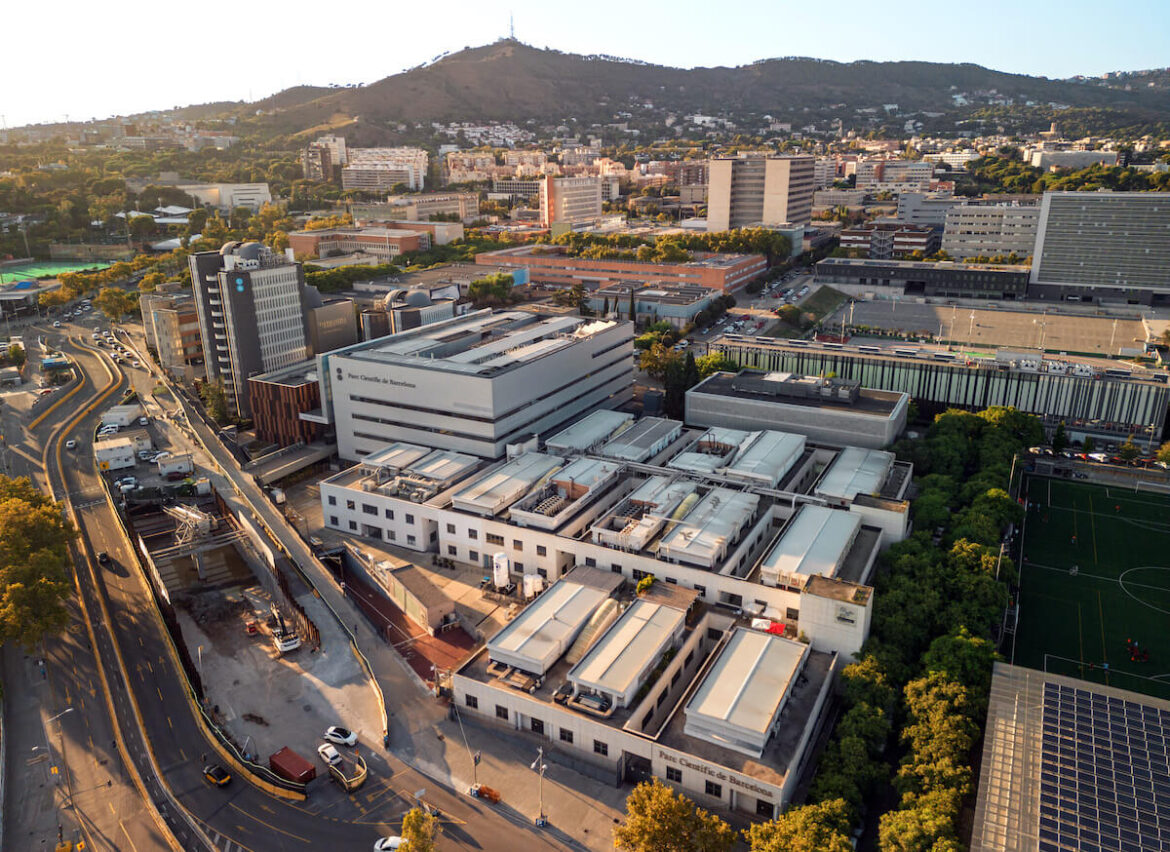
531;746;548;827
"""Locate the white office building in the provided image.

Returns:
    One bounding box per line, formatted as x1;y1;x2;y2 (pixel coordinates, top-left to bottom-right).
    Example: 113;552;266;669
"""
318;310;634;460
707;155;815;230
342;147;429;192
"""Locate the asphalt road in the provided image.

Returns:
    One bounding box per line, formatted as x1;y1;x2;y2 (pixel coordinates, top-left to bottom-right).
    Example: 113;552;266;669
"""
2;329;170;852
38;325;590;852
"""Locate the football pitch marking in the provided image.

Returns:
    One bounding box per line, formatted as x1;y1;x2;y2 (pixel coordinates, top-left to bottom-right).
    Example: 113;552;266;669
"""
1118;567;1170;616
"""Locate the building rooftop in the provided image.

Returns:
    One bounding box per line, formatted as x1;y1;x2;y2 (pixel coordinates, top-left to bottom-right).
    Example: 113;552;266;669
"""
658;488;760;567
817;256;1032;273
333;309;623;377
451;453;566;516
567;598;688;706
591;476;699;553
599;417;683;462
510;457;623;530
325;443;481;503
683;628;809;757
722;430;806;488
485;567;624;676
815;446;895;502
481;244;761;270
759;506;861;584
690;370;905;419
545;409;634;454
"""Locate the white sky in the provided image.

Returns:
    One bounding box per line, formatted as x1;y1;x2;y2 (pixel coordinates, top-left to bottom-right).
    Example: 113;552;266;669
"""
6;0;1169;129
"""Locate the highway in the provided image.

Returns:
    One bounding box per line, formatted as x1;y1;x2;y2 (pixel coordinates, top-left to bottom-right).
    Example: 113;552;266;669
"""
12;319;591;851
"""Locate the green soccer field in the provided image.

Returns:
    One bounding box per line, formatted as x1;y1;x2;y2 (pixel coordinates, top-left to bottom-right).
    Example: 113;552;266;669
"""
1014;476;1170;700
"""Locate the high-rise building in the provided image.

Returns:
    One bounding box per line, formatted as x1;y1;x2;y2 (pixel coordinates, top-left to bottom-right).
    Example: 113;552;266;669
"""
314;135;348;166
300;145;333;182
854;160;936;192
1030;191;1170;304
140;292;203;379
539;176;603;228
188;242;312;418
706;154;815;231
942;203;1040;259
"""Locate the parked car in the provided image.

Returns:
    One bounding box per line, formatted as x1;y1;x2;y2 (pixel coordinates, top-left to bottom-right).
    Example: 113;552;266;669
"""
65;439;77;450
97;551;110;565
114;475;138;489
317;743;342;766
137;416;149;426
323;726;358;747
374;838;406;851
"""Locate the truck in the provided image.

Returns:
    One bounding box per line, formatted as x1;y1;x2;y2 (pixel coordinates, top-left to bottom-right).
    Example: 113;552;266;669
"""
101;404;141;428
95;437;136;472
268;746;316;784
157;453;194;477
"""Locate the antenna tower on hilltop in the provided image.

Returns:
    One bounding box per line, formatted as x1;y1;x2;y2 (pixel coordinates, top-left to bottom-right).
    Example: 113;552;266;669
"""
509;13;515;40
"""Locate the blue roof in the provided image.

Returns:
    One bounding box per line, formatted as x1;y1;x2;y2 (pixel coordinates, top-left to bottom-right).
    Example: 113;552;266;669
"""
11;281;35;290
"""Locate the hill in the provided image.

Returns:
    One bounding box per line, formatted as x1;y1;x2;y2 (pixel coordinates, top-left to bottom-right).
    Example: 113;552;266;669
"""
228;40;1170;139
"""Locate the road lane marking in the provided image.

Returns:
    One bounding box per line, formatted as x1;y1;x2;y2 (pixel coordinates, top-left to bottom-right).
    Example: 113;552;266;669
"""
156;686;163;701
119;820;142;852
228;804;309;843
167;716;173;730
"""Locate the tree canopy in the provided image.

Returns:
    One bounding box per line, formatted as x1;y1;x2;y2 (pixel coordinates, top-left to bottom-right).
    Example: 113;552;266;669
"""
0;476;76;648
613;779;735;852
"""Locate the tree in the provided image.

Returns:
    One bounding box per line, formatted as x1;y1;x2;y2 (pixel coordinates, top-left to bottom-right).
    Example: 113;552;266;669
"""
613;779;735;852
468;273;515;307
0;475;76;648
1158;441;1170;465
6;343;26;368
694;353;739;379
629;288;637;325
138;271;165;293
1052;421;1068;454
745;799;853;852
1119;434;1140;462
94;287;137;322
399;807;439;852
663;354;688;419
639;343;681;382
1083;436;1096;454
199;380;229;425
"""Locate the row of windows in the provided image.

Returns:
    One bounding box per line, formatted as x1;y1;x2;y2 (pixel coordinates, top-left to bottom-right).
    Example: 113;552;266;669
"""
328;495;416;524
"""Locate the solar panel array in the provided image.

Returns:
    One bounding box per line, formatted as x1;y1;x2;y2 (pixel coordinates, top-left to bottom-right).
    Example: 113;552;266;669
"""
1040;682;1170;851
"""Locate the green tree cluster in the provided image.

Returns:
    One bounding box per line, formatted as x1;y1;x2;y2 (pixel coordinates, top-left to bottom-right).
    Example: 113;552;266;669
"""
778;406;1040;849
467;272;515;307
959;153;1170;195
614;779;736;852
0;476;76;647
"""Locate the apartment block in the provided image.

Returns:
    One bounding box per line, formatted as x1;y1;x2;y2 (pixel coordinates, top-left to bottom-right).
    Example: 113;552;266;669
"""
707;155;815;230
140;292;203;378
342;147;429;192
942;204;1040;259
854;160;935;192
839;223;941;259
300;145;333;182
353;193;479;224
539;176;603;228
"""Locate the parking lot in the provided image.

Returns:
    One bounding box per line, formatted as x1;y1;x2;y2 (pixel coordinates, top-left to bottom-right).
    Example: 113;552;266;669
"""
833;300;1149;355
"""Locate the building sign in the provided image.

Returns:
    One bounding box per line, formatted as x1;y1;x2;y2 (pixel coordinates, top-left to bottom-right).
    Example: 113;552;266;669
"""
346;373;416;390
657;749;775;800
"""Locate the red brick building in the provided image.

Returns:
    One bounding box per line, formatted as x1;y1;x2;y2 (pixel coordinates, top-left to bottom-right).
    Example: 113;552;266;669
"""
248;363;324;447
475;245;766;294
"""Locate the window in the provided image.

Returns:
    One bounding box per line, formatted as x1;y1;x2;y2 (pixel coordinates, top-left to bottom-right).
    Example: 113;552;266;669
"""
666;767;682;783
694;585;706;598
671;670;681;687
346;500;355;510
329;515;338;526
495;705;508;721
536;545;547;557
469;529;478;540
429;531;437;543
448;546;457;556
485;533;504;546
657;691;668;707
531;719;545;735
786;607;800;621
384;508;394;520
362;503;377;515
348;520;357;531
705;781;722;799
513;540;523;551
684;650;694;667
612;563;622;572
593;740;608;757
537;568;547;579
388;531;396;541
559;729;574;744
514;562;524;572
756;799;774;819
585;557;596;567
407;535;416;545
327;495;336;506
405;514;415;525
465;694;478;709
469;550;479;563
632;569;648;581
447;523;456;534
707;627;723;641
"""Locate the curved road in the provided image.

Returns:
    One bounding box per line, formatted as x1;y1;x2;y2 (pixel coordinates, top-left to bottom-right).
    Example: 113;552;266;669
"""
40;329;580;851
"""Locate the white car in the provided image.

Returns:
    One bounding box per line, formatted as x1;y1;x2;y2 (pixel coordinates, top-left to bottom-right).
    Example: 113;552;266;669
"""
65;439;77;450
52;321;61;328
323;726;358;747
114;476;138;489
374;838;406;851
316;743;341;766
